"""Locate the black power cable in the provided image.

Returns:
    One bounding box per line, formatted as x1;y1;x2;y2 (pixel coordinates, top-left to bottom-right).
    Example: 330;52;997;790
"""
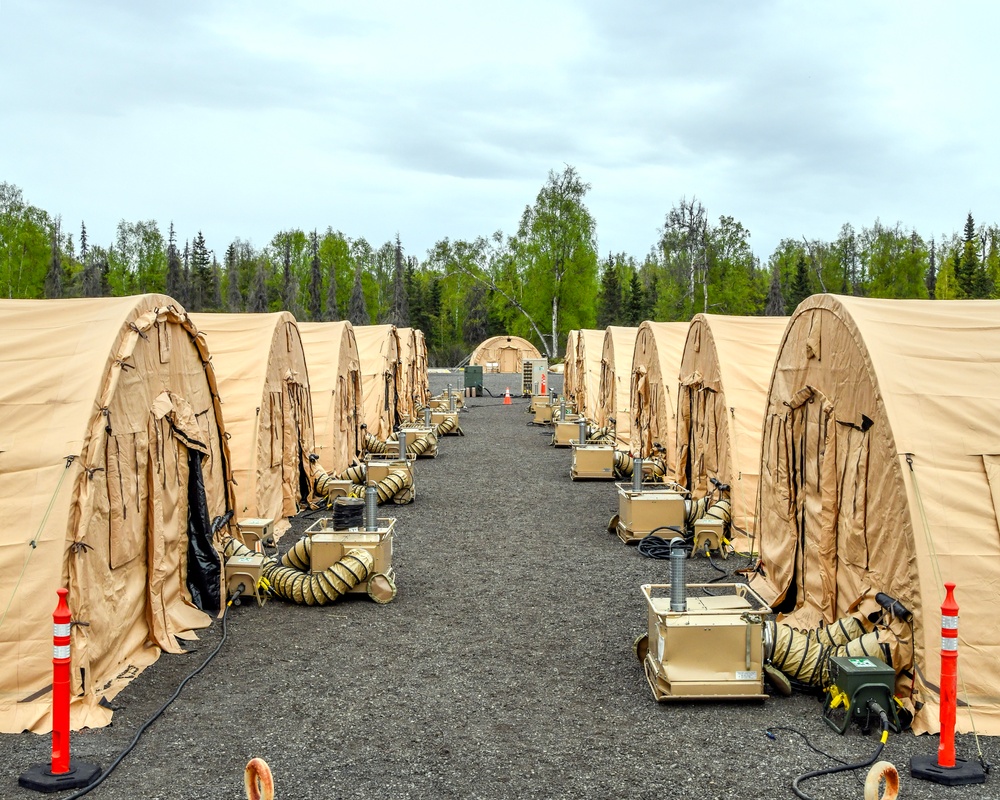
636;529;686;559
785;701;891;800
57;587;244;800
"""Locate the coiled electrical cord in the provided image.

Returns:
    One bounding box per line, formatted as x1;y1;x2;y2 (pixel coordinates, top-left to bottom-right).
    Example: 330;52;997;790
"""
636;529;686;559
788;701;890;800
58;588;242;799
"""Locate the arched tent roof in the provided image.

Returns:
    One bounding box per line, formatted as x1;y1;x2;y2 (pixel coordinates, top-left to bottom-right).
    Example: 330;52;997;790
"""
413;329;429;409
470;335;541;373
597;326;639;447
571;330;605;420
563;330;580;398
299;321;363;474
752;294;1000;735
353;324;401;441
191;312;314;537
629;321;690;466
0;296;234;733
676;314;788;542
396;326;418;421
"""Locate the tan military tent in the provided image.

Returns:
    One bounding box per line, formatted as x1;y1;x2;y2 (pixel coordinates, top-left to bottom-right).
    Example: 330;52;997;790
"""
571;330;606;421
0;296;234;733
676;314;788;542
191;312;314;538
470;335;541;373
564;330;580;398
752;294;1000;735
413;329;430;409
396;327;418;421
630;321;689;468
597;326;639;447
353;325;401;441
299;321;363;475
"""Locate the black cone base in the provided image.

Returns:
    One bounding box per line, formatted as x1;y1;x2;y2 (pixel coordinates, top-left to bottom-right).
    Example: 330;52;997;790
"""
911;754;987;786
18;760;101;793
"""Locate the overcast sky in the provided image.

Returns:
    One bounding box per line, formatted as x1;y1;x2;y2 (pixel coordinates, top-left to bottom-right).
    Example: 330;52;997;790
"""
2;1;997;264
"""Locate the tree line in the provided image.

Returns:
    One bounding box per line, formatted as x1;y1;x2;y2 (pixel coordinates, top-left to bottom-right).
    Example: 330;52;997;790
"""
3;170;998;366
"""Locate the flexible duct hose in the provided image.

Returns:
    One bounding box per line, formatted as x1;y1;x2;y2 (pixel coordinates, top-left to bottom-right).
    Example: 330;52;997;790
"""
588;426;615;444
390;429;437;456
613;452;668;479
765;617;883;688
222;536;374;606
684;496;710;528
702;497;731;526
280;535;398;605
280;536;315;571
372;468;413;504
314;463;367;496
403;431;437;456
339;463;367;483
435;416;461;436
363;431;389;455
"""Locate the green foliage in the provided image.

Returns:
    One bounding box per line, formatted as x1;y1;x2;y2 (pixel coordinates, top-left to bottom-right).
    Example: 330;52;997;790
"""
0;182;52;298
861;221;928;299
514;165;598;356
4;174;1000;365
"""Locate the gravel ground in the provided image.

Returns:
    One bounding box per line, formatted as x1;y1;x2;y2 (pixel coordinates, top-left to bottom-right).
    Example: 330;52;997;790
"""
2;369;996;799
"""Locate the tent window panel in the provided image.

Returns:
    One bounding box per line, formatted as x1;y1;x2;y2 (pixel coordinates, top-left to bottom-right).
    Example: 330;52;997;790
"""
269;392;282;469
107;431;149;570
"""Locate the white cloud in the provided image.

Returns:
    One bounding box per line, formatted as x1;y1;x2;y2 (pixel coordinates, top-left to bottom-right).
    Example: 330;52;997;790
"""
1;0;998;263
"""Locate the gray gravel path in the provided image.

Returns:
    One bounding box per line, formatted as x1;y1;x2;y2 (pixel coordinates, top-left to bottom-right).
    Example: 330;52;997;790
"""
2;369;995;799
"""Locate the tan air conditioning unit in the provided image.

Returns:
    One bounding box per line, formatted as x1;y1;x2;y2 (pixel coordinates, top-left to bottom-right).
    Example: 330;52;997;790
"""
570;443;615;480
640;582;770;702
305;517;397;603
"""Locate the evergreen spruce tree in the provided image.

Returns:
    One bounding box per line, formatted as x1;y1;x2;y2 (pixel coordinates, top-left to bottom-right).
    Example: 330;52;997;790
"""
81;221;103;297
308;230;322;321
787;255;811;313
405;258;424;331
348;266;369;325
189;232;211;311
226;243;242;311
765;266;785;315
644;272;659;320
390;234;409;326
179;241;192;309
248;259;268;312
324;257;339;321
596;255;623;327
165;224;184;303
624;269;644;325
209;256;223;310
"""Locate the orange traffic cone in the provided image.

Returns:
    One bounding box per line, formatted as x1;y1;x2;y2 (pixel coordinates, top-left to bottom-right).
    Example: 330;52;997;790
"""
503;387;512;405
540;371;547;395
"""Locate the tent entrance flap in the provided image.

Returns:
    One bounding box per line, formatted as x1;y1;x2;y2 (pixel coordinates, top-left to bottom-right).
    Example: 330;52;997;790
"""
766;386;873;626
186;450;221;613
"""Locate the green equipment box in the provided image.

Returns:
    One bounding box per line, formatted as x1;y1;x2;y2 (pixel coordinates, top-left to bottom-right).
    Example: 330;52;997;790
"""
823;655;900;734
463;365;483;394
